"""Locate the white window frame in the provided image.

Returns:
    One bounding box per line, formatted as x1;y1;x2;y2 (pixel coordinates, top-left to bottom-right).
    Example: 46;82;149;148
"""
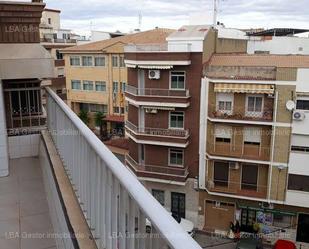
169;111;185;130
245;94;264;117
94;56;106;67
82;56;93;67
71;80;81;90
95;81;106;92
70;56;80;66
119;56;125;68
168;148;184;167
214;125;232;144
243;127;262;144
83;80;94;91
216;93;233;115
112;55;119;67
169;71;186;90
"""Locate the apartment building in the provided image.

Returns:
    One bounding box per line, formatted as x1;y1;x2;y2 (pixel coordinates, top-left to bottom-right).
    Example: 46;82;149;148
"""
124;25;220;224
61;28;173;135
198;53;309;246
0;2;202;249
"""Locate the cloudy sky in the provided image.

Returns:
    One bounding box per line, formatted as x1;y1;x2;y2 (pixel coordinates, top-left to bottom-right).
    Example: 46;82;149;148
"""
43;0;309;35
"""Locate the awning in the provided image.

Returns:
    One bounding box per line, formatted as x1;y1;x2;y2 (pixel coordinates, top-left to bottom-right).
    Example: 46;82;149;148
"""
238;205;296;216
142;106;175;111
214;83;275;94
104;115;124;123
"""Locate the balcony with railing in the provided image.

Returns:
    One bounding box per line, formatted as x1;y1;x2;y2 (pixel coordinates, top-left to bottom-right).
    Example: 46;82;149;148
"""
0;87;202;249
206;179;268;199
125;85;191;107
125;154;189;183
126;120;190;146
207;142;271;162
40;37;77;44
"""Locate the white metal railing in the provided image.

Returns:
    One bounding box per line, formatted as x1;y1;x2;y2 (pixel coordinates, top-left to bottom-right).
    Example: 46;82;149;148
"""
46;87;201;249
126;121;190;138
126;85;190;97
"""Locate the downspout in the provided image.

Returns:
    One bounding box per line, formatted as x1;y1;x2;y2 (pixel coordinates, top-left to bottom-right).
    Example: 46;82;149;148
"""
198;76;209;189
267;90;279;202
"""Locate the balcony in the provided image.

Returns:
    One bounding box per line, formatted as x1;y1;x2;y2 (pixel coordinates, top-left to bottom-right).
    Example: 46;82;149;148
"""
126;154;189;183
208;106;273;123
0;87;201;249
206;179;268;199
125;85;191;108
126;121;190;147
207;142;271;162
40;38;77;44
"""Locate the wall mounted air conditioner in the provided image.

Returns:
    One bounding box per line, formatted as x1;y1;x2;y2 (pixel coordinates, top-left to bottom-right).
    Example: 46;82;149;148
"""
148;70;160;79
229;162;239;170
293;111;305;121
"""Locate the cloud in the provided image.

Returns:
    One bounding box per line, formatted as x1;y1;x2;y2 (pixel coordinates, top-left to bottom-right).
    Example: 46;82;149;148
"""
44;0;309;34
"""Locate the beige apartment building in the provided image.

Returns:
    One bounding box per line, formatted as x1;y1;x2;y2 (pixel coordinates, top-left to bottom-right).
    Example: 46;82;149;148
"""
61;29;173;135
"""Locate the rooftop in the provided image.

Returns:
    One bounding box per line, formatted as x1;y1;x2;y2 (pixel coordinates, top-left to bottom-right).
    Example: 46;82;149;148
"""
61;28;174;53
207;54;309;68
247;28;309;36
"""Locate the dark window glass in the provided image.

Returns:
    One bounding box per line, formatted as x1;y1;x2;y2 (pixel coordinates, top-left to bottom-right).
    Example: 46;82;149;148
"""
214;161;229;187
241;164;258;190
296;100;309;110
288;174;309;192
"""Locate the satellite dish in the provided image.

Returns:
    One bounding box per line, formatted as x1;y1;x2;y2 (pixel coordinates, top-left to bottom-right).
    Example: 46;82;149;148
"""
286;100;296;111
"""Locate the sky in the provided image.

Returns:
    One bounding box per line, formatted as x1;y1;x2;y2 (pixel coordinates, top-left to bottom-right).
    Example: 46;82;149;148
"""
42;0;309;36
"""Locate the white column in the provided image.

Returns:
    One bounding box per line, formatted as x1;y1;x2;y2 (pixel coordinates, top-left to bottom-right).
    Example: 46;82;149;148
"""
0;80;9;177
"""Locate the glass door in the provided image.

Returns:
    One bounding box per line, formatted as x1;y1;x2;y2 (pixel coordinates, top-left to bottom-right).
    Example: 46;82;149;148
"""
171;192;186;219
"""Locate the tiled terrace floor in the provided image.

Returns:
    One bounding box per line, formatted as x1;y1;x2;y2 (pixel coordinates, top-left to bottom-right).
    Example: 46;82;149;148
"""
0;157;56;249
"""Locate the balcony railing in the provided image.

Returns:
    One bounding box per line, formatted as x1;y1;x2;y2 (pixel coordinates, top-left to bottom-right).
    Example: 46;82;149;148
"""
126;154;189;178
208;105;273;122
126;121;189;138
207;179;268;199
207;142;271;161
40;37;77;44
46;87;201;249
126;85;190;97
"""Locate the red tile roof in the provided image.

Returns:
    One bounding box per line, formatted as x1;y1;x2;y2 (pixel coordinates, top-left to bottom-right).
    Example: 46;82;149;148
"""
104;115;124;123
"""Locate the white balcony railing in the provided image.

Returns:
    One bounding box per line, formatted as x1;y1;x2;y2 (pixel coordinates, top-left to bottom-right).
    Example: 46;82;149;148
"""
126;85;190;97
46;87;201;249
126;121;190;138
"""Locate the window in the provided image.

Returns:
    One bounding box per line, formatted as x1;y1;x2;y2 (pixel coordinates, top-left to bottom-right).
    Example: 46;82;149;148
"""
215;125;232;143
113;107;120;113
169;149;184;166
216;93;233;114
213;161;229;187
113;82;119;93
296;100;309;110
291;146;309;152
80;103;107;113
48;18;51;25
273;213;292;227
119;56;125;67
243;127;261;146
112;55;118;67
169;112;184;129
120;107;125;114
170;71;185;90
56;50;63;60
241;164;258;190
82;56;93;66
120;82;126;92
94;56;105;67
95;81;106;92
247;96;263;113
70;56;80;66
71;80;81;90
288;174;309;192
83;81;94;91
152;189;165;206
57;68;64;77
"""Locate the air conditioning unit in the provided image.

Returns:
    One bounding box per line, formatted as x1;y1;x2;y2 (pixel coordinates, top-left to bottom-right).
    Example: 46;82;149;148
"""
293;111;305;121
229;162;239;170
267;93;275;98
215;201;221;208
145;108;158;114
148;70;160;79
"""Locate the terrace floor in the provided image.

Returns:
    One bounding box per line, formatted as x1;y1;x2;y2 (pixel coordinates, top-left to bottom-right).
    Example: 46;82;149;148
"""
0;157;56;249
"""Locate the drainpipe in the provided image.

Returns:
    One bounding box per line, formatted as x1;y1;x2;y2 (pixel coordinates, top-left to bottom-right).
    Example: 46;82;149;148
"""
198;76;209;189
267;90;279;202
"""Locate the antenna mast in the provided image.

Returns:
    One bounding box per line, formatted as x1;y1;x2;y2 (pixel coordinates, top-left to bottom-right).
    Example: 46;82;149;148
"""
213;0;218;26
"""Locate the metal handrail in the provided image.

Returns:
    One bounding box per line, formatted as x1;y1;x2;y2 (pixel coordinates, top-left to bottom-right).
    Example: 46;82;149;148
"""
126;120;189;138
125;85;190;97
46;87;201;249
